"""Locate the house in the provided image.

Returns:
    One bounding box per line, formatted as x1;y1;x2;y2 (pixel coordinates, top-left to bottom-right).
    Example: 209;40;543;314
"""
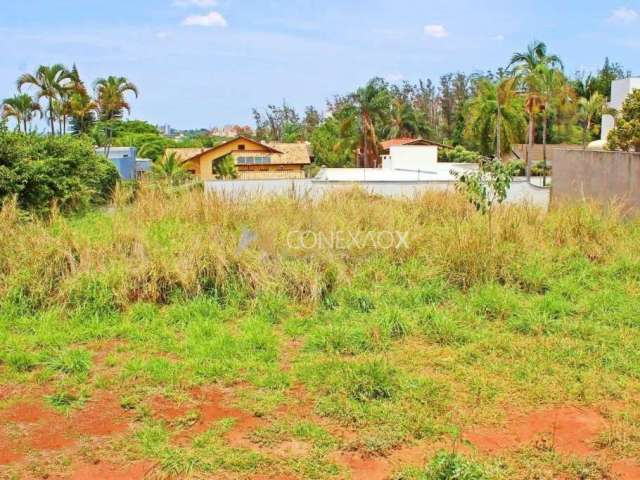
600;77;640;144
95;146;137;180
380;138;447;171
165;136;312;181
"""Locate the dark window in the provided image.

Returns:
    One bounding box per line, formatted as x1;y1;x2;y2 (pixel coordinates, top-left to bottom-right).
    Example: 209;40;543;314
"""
238;145;246;151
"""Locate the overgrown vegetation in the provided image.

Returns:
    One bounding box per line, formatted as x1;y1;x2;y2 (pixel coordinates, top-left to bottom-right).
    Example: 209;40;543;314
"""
0;131;118;213
0;188;639;478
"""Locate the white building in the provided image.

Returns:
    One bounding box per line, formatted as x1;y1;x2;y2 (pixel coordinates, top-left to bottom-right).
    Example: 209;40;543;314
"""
317;138;475;182
600;77;640;142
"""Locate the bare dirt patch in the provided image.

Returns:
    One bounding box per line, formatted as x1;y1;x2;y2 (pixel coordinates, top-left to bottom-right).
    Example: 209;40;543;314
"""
331;451;392;480
465;405;608;456
611;459;640;480
69;460;155;480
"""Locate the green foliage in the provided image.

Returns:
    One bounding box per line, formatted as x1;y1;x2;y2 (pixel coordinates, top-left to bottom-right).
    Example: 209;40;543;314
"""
213;154;239;180
438;146;482;163
419;452;487;480
310;117;355;167
0;132;118;213
150;152;192;185
452;159;517;214
607;89;640;152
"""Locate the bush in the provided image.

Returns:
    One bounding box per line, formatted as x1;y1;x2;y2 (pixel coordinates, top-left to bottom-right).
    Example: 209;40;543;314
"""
438;146;482;163
423;452;487;480
0;132;118;213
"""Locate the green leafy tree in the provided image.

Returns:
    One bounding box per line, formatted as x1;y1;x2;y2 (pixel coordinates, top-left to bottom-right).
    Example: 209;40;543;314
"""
94;76;139;153
607;89;640;152
464;77;525;158
150;152;191;185
310;117;355;167
509;41;563;180
452;159;518;243
17;64;71;135
535;65;574;185
347;78;391;168
0;132;118;213
577;92;614;149
1;94;42;133
212;154;238;180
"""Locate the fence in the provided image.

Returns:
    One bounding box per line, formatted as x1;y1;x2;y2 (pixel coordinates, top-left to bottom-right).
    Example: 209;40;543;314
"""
552;148;640;209
204;178;550;208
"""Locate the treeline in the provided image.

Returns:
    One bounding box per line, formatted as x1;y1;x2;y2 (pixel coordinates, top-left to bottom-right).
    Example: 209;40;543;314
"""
252;44;631;173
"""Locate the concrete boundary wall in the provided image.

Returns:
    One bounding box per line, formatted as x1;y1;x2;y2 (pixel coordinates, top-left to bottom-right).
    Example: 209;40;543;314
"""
204;178;550;208
552;149;640;208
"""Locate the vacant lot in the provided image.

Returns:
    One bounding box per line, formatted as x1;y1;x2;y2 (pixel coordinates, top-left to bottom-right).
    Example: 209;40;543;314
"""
0;188;639;479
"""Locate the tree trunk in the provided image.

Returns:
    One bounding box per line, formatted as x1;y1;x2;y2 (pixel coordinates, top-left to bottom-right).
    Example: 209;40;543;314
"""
526;114;534;182
542;111;548;187
496;103;501;161
49;100;55;136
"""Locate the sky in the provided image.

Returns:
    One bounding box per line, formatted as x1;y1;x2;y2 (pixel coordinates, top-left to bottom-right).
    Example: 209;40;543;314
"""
1;0;640;130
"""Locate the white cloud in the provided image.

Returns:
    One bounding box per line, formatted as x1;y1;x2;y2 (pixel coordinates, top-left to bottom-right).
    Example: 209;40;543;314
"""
608;7;639;23
156;31;172;39
494;34;505;41
181;11;227;27
424;24;448;38
174;0;217;7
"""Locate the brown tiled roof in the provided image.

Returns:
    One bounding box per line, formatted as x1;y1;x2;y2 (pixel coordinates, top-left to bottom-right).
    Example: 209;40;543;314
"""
265;142;312;165
380;138;418;149
164;147;210;163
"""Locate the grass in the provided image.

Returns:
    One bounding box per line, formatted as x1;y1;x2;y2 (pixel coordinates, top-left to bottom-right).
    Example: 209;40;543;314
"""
0;187;639;478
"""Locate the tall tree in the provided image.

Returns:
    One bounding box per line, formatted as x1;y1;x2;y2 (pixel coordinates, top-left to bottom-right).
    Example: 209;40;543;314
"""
17;64;71;135
94;76;139;152
536;65;573;184
348;78;390;167
509;41;563;180
465;77;525;158
577;92;614;149
1;94;42;133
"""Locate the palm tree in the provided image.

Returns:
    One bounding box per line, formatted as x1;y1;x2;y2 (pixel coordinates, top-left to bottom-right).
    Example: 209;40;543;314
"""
68;92;98;135
94;76;139;154
509;41;563;181
150;152;190;186
508;40;563;73
577;93;615;149
1;94;42;133
385;98;419;139
17;64;71;135
535;65;574;185
349;78;390;168
465;77;525;158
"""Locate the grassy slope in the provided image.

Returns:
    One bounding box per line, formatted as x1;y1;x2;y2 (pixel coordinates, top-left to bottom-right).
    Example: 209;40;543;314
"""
0;188;639;479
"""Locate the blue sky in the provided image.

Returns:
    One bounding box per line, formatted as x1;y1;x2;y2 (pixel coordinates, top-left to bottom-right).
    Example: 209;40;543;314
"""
1;1;639;129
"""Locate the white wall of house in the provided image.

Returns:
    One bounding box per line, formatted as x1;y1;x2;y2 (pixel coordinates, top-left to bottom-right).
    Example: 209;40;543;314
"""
383;145;438;171
601;77;640;141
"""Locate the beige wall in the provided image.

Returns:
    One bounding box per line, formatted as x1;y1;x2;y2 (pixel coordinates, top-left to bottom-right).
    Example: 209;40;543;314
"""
508;144;576;163
552;149;640;208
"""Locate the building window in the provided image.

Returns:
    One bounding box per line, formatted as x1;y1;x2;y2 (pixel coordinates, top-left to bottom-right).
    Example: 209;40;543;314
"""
238;145;245;151
236;156;271;165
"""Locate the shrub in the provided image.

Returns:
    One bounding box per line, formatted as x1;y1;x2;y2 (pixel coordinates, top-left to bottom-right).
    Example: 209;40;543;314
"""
422;452;487;480
0;132;118;213
438;146;482;163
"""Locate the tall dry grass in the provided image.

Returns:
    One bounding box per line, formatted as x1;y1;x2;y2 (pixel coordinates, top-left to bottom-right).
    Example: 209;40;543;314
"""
0;186;637;312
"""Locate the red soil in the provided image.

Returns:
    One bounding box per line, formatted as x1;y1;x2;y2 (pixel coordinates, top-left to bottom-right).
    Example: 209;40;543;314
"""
611;459;640;480
150;395;193;421
72;392;133;436
465;406;608;456
70;460;155;480
331;451;392;480
0;392;133;466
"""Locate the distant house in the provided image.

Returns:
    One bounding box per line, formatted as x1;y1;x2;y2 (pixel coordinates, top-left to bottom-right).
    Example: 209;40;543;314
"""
96;146;137;180
356;138;448;168
165;136;312;181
